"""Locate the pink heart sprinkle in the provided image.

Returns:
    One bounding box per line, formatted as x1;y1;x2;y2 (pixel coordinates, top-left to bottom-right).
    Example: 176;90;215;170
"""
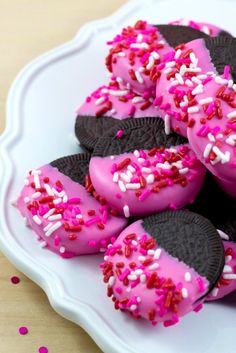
19;326;28;335
39;347;48;353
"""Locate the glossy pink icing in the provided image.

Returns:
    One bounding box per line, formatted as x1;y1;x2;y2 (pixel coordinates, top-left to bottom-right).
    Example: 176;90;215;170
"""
89;146;206;217
187;76;236;183
17;164;127;257
76;81;158;120
106;20;172;95
214;176;236;198
156;38;216;137
169;19;225;37
101;220;209;326
207;238;236;301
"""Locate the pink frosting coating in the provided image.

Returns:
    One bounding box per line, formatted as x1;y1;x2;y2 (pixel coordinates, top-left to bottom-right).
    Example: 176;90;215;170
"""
76;81;158;119
187;76;236;183
106;20;172;95
169;19;225;37
155;38;216;137
214;175;236;198
101;220;209;326
17;164;127;257
89;146;206;217
207;239;236;301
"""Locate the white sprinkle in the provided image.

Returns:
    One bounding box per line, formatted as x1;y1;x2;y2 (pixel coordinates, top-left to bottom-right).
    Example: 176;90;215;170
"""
233;84;236;92
136;33;143;42
147;249;155;256
59;246;66;254
45;221;62;237
110;155;115;160
130;304;137;311
202;25;210;35
179;167;189;175
130;42;149;49
33;173;41;189
126;170;133;179
131;240;138;246
181;288;188;298
197;74;207;80
116;77;123;84
24;197;30;203
43;208;55;219
118;180;126;193
135;270;143;276
57;190;65;198
211;287;219;297
32;191;41;199
62;194;68;203
123;205;130;218
226;255;232;263
175;73;184;85
185;272;192;282
120;173;131;183
142;167;152;173
174;49;182;59
153;249;162;260
190;52;198;64
186;67;202;73
216;134;224;140
23;217;30;227
128;274;138;281
206;71;215;76
43;222;53;232
223;273;236;280
95;96;105;105
128;165;136;173
185;79;194;87
139;67;145;73
164;67;172;75
40;241;47;248
148;263;159;271
151;51;160;60
215;76;228;85
179;65;187;76
138;256;146;262
113;172;119;183
138;158;145;164
53;198;62;205
126;287;131;292
76;214;83;219
117;52;126;57
44;184;54;196
140;274;147;283
31;169;41;175
132;96;144;104
212;146;230;163
170;80;179;87
203;143;212;158
99;248;107;253
226;136;236;147
24;179;30;186
166;61;176;68
187;106;199;114
104;255;109;261
146;55;155;70
135;70;144;84
164;114;171;135
108;276;115;287
207;133;215;142
133;150;140;158
136;296;142;303
191;86;204;96
227;111;236;119
126;183;141;190
199;97;213;105
156;162;171;170
228;79;234;88
180;101;188;108
48;214;62;221
221;151;230;164
210;156;221;165
146;174;154;184
33;215;42;225
109;89;128;97
223;265;233;273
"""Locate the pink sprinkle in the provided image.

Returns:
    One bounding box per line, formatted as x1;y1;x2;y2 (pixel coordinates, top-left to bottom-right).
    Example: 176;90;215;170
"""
111;164;117;174
115;287;123;294
128;105;136;116
116;130;124;138
157;63;165;70
84;216;100;226
131;279;140;288
211;126;221;135
196;277;205;292
88;240;96;247
140;52;150;64
11;276;20;284
119;269;130;281
154;96;163;106
202;76;212;85
168;86;177;94
102;210;108;224
39;347;48;353
68;197;80;204
19;326;28;335
139;189;151;201
86;96;92;103
206;102;214;115
139;150;147;159
54;236;61;247
160;103;171;110
193;303;203;313
223;65;230;80
139;248;147;255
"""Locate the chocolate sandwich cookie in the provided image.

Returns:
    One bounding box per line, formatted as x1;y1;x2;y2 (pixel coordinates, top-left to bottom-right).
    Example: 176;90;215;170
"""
105;21;208;95
101;210;224;326
169;19;232;37
17;153;127;258
89;118;206;217
75;81;158;151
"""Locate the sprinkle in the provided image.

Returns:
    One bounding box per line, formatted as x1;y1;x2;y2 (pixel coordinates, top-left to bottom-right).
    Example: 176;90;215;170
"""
226;255;232;263
126;183;141;190
191;86;204;96
117;52;125;57
108;276;115;287
174;49;182;59
33;215;42;225
142;167;152;173
59;246;66;254
45;221;62;237
187;106;199;114
140;274;147;283
179;168;189;175
164;114;171;135
211;287;219;297
215;76;228;85
53;198;62;204
40;241;47;248
184;272;191;282
108;89;128;97
24;179;30;185
24;197;30;203
185;79;193;87
132;96;144;104
133;150;140;158
203;144;212;158
32;191;41;199
123;205;130;218
113;172;119;183
181;288;188;298
175;73;184;85
223;265;233;273
128;274;138;281
146;55;155;70
120;173;131;183
138;256;146;262
33;173;41;189
43;208;55;219
207;133;215;142
135;70;144;84
95;96;105;105
44;184;54;196
151;51;160;59
38;347;48;353
139;189;151;201
130;42;149;49
130;304;137;311
223;273;236;280
146;174;154;184
153;249;162;260
148;263;159;271
48;214;62;221
116;130;124;138
212;146;230;163
227;111;236;119
199;97;213;105
218;231;229;240
11;276;20;284
19;326;28;335
118;180;126;192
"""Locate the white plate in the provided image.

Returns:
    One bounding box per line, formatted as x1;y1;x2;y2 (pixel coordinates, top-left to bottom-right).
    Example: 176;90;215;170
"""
1;0;236;352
